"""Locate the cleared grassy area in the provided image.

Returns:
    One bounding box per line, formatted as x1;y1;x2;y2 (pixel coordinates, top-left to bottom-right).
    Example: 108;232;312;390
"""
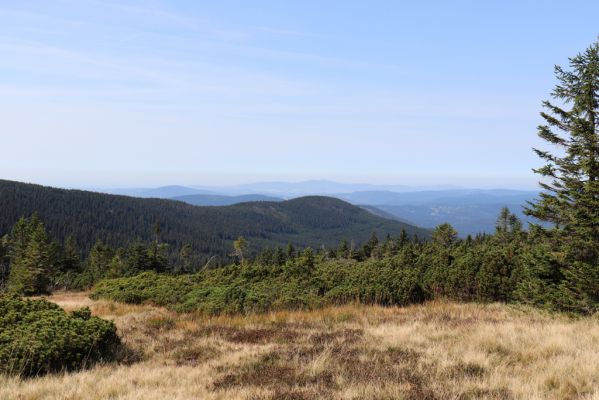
2;293;599;399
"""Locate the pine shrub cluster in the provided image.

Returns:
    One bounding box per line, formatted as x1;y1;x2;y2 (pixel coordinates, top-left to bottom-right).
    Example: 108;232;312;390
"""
0;295;120;376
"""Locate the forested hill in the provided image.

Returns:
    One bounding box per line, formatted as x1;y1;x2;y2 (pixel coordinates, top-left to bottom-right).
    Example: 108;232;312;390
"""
0;180;429;264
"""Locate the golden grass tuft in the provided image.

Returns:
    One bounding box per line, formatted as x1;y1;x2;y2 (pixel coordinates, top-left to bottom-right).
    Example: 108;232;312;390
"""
3;294;599;399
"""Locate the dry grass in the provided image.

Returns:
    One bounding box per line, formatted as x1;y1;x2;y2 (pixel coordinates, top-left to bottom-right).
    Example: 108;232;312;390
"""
3;293;599;399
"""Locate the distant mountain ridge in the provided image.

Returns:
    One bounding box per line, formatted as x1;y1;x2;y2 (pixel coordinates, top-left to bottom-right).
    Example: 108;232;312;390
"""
102;185;215;198
94;182;541;235
101;180;465;198
0;180;429;265
191;180;463;196
336;189;540;206
173;193;282;206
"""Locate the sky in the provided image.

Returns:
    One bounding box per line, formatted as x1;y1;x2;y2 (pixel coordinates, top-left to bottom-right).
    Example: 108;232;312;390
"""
1;1;598;189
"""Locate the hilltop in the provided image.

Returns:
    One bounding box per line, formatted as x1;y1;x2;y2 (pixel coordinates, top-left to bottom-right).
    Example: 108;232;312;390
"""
0;180;428;264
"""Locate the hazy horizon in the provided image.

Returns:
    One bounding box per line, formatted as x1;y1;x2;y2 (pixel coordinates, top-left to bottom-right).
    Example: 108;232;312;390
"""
2;176;540;193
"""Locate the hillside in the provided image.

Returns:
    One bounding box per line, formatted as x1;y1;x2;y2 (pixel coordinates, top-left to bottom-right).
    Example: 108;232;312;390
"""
359;204;419;226
0;180;428;264
173;193;283;206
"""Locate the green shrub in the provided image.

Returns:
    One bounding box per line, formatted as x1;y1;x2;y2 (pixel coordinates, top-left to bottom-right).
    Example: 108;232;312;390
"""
0;294;120;376
91;271;193;306
92;258;424;315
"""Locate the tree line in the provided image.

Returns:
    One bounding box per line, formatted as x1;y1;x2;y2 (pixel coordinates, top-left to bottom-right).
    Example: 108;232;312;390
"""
0;181;426;267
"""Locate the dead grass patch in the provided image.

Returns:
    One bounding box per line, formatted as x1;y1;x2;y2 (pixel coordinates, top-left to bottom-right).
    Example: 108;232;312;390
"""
3;294;599;399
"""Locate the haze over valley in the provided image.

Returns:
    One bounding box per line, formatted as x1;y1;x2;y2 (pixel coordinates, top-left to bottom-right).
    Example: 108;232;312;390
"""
98;180;541;235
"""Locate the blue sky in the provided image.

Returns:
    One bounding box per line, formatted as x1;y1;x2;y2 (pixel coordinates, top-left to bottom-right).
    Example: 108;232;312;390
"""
1;1;598;189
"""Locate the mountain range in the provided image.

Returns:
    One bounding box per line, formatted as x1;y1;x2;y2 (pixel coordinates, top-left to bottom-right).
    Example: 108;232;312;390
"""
172;194;282;206
0;180;428;265
100;182;541;235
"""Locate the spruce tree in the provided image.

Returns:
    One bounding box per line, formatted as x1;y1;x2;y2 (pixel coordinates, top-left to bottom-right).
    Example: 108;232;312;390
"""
85;240;114;283
398;229;409;247
125;241;150;275
496;208;522;237
362;232;379;258
147;240;169;273
9;217;31;264
432;223;458;247
7;216;53;295
105;249;126;279
525;40;599;261
61;235;81;274
525;40;599;313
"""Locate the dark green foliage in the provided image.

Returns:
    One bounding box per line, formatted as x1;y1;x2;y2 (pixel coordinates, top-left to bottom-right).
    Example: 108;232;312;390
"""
496;207;522;235
70;240;114;290
0;180;429;269
0;235;9;288
526;41;599;251
91;272;193;305
318;259;424;306
92;231;527;316
474;244;519;302
431;223;458;246
0;295;120;376
6;215;55;295
52;235;82;290
361;232;379;258
523;40;599;313
92;230;537;316
178;243;193;273
512;244;561;308
89;220;536;316
92;256;427;315
557;261;599;314
61;235;81;273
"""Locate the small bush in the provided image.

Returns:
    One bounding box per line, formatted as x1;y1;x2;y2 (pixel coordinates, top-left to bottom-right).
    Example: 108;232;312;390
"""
0;294;120;376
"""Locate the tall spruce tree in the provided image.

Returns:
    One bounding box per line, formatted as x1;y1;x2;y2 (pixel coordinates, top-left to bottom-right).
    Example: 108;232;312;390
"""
525;40;599;313
526;40;599;257
61;235;81;274
84;240;114;284
7;215;54;295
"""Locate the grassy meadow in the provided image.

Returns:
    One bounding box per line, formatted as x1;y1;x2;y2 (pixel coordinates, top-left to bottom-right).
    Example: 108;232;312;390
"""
2;293;599;400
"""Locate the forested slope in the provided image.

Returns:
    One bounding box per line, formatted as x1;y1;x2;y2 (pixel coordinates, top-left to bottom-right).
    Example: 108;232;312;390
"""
0;180;428;264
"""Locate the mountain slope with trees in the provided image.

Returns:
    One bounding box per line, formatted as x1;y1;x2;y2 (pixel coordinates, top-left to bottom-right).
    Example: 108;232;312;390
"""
0;180;429;266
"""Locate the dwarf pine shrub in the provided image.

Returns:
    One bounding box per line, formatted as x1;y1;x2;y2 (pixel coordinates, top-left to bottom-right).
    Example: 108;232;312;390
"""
0;294;120;376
